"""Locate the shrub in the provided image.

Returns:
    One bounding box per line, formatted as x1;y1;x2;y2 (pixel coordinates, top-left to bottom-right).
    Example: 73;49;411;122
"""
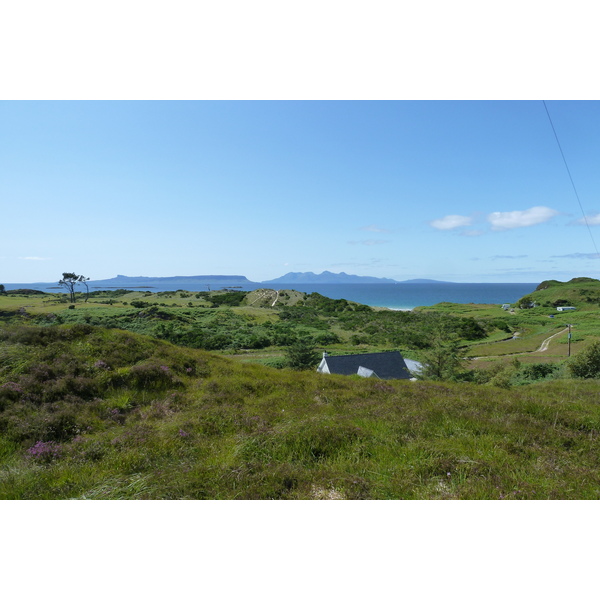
520;363;559;381
314;332;341;345
126;361;182;390
43;411;81;442
130;301;150;309
568;342;600;378
0;382;23;403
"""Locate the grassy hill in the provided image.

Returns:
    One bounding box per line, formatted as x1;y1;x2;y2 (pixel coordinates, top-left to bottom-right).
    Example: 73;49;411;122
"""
2;323;600;499
528;277;600;307
0;287;490;365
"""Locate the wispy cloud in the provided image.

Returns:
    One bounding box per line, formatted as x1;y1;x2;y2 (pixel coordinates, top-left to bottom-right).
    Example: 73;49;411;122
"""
459;229;484;237
360;225;391;234
487;206;559;231
573;213;600;226
491;255;528;260
18;256;52;261
429;214;473;230
348;240;390;246
552;252;600;260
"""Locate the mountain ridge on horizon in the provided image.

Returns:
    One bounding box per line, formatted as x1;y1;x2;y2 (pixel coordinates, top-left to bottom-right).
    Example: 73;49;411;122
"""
3;271;454;288
261;270;402;284
101;271;452;285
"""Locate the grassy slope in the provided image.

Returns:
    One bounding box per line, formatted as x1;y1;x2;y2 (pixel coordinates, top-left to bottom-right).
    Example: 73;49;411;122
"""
2;323;600;499
416;279;600;368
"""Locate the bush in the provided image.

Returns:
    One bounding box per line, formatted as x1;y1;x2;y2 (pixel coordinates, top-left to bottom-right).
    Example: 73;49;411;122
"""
314;332;341;345
131;301;151;309
520;363;559;381
126;361;182;390
568;342;600;379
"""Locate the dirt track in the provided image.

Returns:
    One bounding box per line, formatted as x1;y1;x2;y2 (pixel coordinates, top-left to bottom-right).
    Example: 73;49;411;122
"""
473;326;570;360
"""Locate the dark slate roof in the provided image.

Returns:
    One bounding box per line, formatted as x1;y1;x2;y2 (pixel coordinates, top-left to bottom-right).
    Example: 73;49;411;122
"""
323;351;411;380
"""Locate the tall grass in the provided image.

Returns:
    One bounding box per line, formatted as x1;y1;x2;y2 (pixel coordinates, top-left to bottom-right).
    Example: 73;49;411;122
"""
2;324;600;499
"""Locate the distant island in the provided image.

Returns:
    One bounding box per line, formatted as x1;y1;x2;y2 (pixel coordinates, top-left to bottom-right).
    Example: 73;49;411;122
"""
89;274;253;288
2;272;452;291
261;271;401;284
398;278;452;284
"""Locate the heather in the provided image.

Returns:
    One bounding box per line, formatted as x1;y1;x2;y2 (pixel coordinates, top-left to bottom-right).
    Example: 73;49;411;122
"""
2;323;600;499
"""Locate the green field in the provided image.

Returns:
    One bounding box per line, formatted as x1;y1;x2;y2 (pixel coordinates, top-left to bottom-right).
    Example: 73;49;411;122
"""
3;279;600;378
3;278;600;499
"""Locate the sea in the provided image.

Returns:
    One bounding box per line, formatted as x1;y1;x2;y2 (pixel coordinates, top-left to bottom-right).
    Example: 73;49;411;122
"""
6;281;538;310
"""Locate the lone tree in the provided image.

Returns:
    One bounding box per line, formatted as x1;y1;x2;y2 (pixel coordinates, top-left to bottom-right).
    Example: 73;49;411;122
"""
417;325;470;382
0;284;5;294
78;275;91;302
59;272;89;303
285;338;320;371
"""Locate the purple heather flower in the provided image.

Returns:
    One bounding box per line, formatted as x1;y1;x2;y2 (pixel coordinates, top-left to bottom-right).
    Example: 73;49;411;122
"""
1;382;23;392
27;440;62;460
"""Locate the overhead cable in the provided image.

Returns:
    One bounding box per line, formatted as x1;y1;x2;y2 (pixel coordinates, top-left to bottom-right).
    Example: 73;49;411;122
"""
543;100;600;258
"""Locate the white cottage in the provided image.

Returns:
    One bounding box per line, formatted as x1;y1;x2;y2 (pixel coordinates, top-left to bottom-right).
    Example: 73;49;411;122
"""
317;351;412;380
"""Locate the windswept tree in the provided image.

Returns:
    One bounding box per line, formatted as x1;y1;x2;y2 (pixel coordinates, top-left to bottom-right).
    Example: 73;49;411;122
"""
0;284;5;294
59;272;89;303
78;275;91;302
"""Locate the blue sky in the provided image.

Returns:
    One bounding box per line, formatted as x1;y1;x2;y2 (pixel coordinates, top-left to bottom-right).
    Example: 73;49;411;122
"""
3;100;600;284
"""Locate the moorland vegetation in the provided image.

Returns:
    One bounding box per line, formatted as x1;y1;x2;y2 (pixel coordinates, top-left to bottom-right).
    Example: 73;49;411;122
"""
1;277;600;499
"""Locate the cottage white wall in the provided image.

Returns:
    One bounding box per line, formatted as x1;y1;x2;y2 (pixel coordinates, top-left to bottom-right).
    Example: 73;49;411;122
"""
317;357;330;374
357;366;377;378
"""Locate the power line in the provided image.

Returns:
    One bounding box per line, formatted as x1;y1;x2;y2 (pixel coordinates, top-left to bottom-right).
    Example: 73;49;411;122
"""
542;100;600;259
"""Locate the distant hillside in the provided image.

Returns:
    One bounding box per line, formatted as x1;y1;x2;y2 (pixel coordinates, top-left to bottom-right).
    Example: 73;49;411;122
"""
398;278;452;284
90;274;253;288
262;271;400;284
521;277;600;308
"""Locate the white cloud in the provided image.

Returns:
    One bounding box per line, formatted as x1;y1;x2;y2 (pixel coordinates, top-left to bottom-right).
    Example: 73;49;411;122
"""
487;206;558;231
552;252;600;260
348;240;390;246
360;225;391;233
491;255;528;260
574;213;600;226
429;214;473;230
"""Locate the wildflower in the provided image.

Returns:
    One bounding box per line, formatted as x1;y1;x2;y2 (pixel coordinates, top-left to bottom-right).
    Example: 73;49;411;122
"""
1;382;22;392
27;441;62;462
179;429;190;437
